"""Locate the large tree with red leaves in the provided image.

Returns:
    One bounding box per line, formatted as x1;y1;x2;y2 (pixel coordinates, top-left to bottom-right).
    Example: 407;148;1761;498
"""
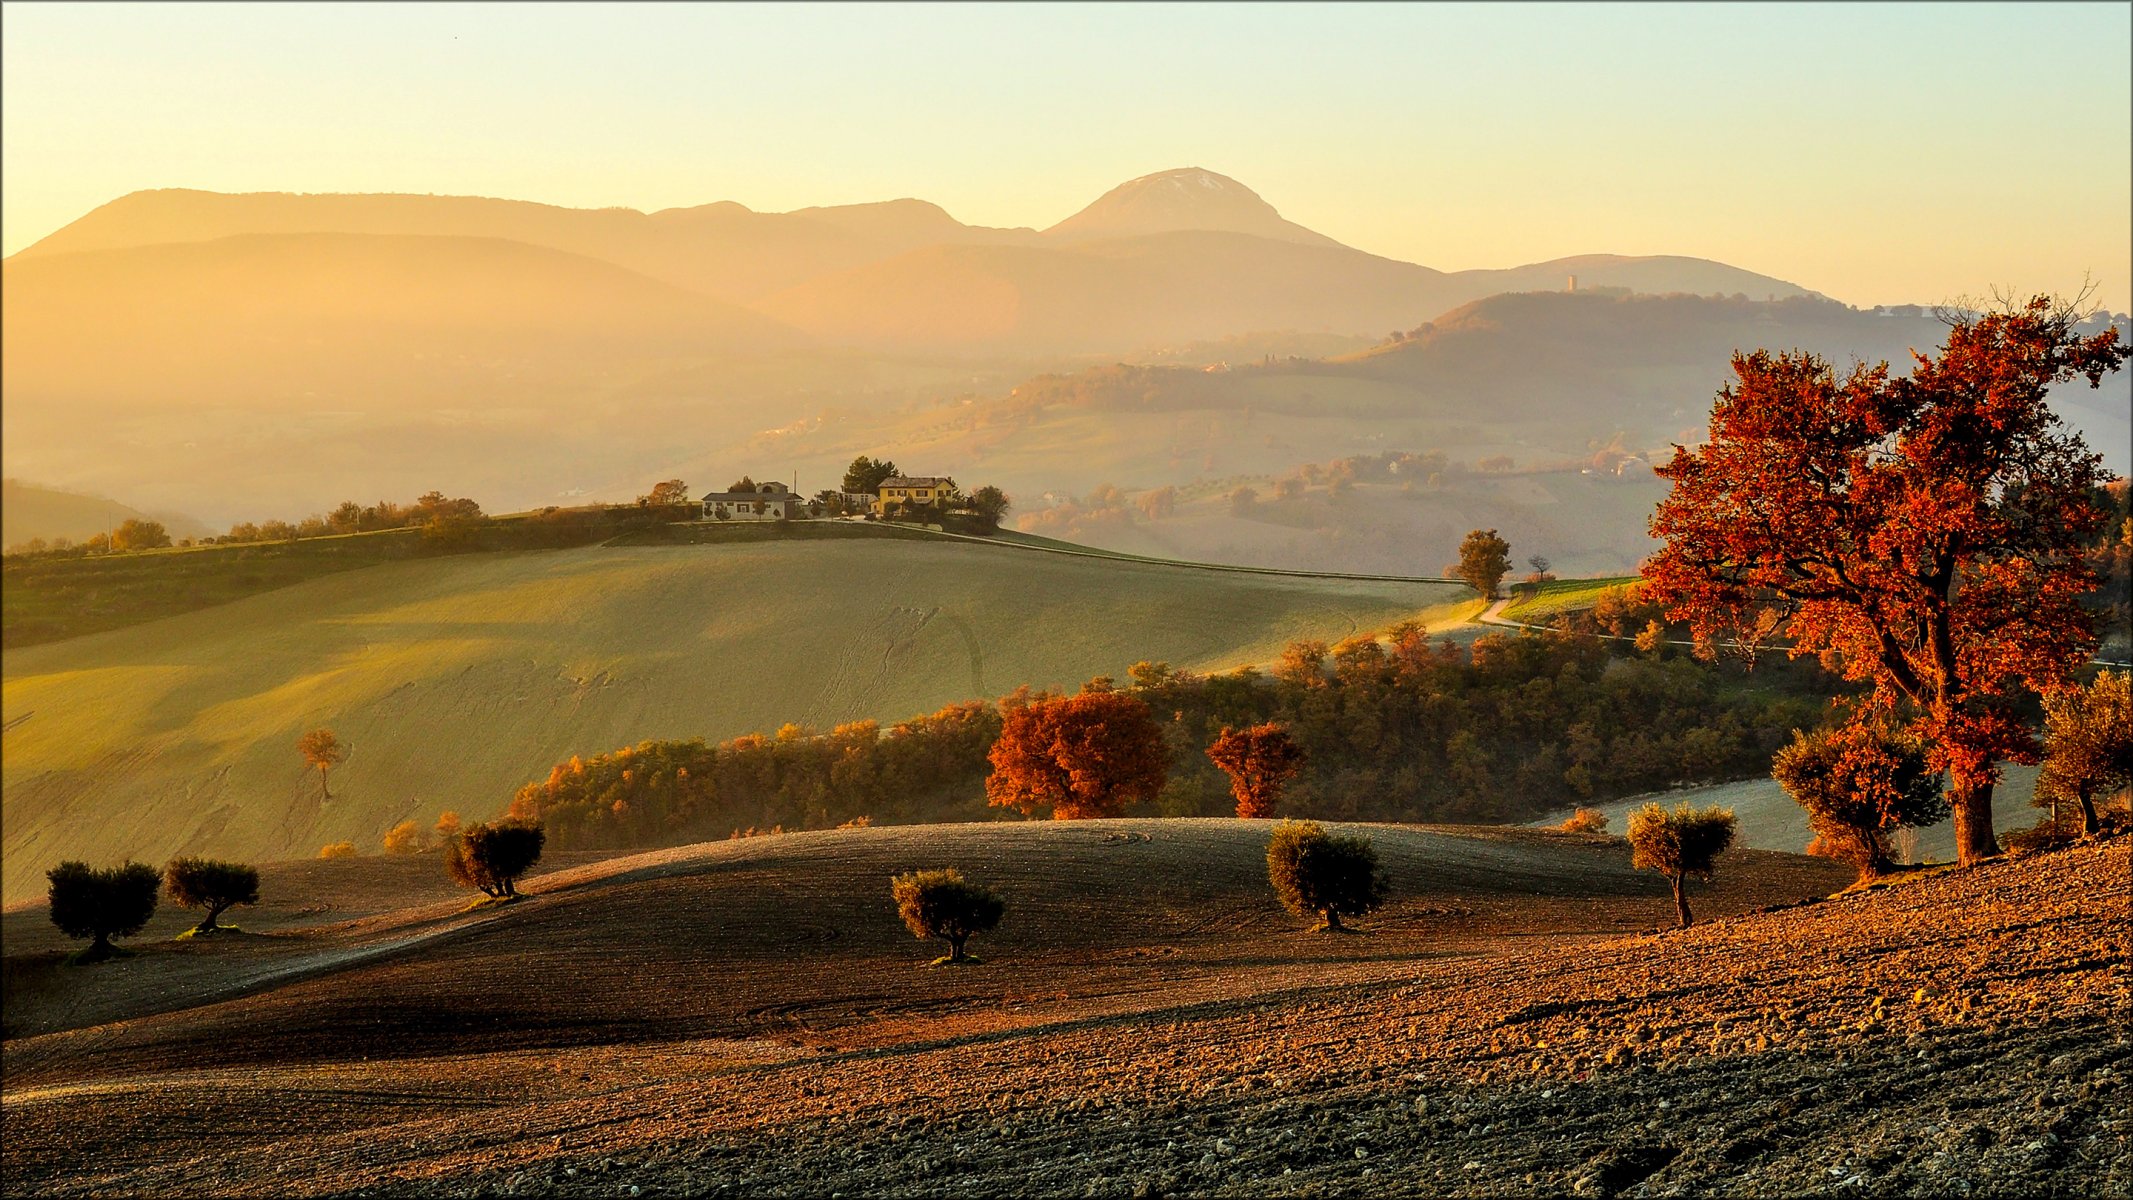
1643;295;2127;866
986;689;1169;819
1207;722;1306;819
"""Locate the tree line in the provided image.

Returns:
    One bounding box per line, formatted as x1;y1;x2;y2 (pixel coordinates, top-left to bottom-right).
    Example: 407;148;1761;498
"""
506;624;1838;852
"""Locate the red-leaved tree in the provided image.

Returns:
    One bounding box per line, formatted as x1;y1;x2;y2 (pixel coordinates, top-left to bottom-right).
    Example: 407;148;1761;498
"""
1207;722;1305;818
1643;295;2127;865
986;690;1169;819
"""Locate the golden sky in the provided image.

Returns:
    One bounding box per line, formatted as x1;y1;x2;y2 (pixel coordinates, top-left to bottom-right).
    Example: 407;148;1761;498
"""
5;2;2129;309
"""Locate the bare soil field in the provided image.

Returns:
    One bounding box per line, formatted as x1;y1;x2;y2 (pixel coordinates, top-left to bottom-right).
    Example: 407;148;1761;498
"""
7;821;2116;1197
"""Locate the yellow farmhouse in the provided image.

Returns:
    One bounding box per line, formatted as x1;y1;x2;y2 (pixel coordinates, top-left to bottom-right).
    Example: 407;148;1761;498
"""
876;475;956;515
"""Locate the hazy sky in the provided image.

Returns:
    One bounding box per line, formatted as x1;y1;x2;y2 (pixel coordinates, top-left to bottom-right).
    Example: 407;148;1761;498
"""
5;1;2129;309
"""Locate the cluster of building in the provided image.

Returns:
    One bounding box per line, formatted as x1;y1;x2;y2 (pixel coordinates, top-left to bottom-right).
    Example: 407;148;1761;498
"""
698;476;956;522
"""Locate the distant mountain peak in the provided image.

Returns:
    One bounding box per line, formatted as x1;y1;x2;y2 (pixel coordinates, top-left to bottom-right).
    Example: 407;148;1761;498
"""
1044;167;1347;249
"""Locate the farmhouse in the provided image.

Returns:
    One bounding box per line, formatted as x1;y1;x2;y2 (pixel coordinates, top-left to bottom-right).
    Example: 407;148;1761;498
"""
702;480;806;521
877;475;956;515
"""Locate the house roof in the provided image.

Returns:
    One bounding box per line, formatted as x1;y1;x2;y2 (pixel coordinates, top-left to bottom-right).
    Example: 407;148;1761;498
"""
880;476;954;489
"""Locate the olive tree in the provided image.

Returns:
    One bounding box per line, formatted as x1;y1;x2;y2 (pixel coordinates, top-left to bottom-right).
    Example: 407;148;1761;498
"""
48;861;161;961
1627;803;1737;928
164;858;261;934
445;821;545;899
1266;820;1388;932
889;868;1004;964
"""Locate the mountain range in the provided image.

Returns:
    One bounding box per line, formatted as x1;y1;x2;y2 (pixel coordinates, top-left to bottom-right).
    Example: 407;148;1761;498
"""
8;168;1817;357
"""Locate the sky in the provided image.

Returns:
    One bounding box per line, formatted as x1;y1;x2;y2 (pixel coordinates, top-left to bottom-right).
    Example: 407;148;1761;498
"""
4;1;2129;310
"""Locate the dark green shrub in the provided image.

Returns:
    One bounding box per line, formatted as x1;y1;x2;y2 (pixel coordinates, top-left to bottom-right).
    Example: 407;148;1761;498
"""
890;868;1005;964
445;821;545;898
48;860;161;961
1265;820;1388;932
164;857;260;933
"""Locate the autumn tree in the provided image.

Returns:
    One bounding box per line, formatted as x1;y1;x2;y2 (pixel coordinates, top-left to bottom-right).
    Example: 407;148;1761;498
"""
47;861;161;961
2036;669;2132;837
985;691;1168;819
1771;724;1948;879
317;841;357;859
1643;295;2128;865
1265;820;1387;932
841;456;899;494
109;518;171;551
889;868;1005;964
164;857;260;934
1456;528;1513;600
1207;723;1305;818
638;479;689;507
382;820;429;855
445;821;545;899
1627;802;1737;928
296;728;346;801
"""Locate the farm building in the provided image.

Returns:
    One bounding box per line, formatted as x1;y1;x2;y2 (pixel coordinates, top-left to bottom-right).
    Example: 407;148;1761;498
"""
877;475;956;515
702;481;806;521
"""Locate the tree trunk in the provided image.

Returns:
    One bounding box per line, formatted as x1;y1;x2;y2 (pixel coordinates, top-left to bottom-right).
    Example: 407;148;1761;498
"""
949;935;967;963
1671;874;1692;929
2077;784;2099;838
1949;771;2000;866
318;766;332;801
1323;908;1344;932
198;905;224;933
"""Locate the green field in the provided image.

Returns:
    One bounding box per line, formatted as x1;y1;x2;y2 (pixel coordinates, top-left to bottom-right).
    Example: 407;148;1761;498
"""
0;538;1464;903
1499;575;1640;622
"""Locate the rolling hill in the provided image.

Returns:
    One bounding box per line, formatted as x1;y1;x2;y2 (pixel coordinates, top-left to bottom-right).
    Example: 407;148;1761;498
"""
0;535;1464;903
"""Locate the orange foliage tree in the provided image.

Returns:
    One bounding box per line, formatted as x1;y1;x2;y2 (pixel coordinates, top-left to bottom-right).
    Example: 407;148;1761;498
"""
985;690;1168;819
1207;722;1305;818
1643;295;2128;865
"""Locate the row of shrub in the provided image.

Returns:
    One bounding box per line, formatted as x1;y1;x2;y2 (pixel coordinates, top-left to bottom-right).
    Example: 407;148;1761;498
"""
507;625;1838;851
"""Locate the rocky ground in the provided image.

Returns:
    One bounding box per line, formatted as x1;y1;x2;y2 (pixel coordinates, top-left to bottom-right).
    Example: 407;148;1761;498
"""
2;830;2123;1197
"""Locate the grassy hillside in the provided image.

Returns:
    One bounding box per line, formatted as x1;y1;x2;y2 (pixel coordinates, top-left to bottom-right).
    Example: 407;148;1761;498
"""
0;539;1462;903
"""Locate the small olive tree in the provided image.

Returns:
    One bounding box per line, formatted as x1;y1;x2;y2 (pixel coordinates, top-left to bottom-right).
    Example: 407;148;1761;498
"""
445;821;545;899
890;868;1004;964
1627;802;1737;928
48;861;162;961
164;858;260;934
2037;670;2132;837
1771;724;1947;879
1266;820;1388;932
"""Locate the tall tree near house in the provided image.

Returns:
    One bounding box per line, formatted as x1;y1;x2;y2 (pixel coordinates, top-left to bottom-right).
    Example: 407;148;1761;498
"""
297;728;346;801
1643;295;2127;865
1456;529;1513;600
841;456;899;494
1208;723;1305;819
638;479;688;507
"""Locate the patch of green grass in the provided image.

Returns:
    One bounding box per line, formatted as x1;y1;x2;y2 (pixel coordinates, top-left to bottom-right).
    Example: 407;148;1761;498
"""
3;530;427;649
1500;576;1640;622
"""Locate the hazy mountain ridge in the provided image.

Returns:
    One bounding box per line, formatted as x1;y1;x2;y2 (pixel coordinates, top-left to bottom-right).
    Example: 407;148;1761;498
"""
0;480;207;550
10;177;1819;356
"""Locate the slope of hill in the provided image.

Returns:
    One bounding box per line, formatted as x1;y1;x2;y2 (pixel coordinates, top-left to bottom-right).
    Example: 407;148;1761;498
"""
0;481;206;551
2;824;2116;1197
0;537;1463;903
